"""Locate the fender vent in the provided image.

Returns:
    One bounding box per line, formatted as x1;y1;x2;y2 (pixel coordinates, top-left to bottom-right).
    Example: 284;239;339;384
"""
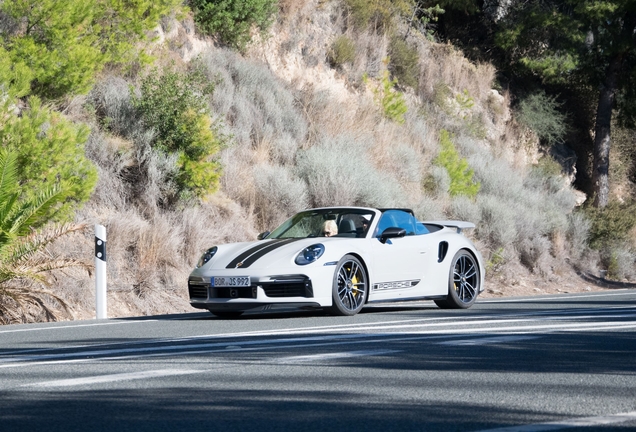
438;241;449;263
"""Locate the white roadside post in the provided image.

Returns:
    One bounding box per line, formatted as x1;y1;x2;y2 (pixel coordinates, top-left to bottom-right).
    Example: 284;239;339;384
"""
95;224;107;319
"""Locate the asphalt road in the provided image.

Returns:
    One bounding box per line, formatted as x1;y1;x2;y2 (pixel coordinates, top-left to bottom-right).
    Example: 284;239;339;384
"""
1;290;635;432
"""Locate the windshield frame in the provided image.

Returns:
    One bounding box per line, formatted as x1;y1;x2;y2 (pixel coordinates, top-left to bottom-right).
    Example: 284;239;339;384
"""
267;208;377;239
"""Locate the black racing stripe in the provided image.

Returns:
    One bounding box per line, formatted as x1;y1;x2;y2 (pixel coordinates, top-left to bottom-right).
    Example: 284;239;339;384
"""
238;237;305;268
225;240;286;269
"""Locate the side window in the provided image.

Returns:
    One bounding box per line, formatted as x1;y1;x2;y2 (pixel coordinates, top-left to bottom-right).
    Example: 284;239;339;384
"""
375;210;416;237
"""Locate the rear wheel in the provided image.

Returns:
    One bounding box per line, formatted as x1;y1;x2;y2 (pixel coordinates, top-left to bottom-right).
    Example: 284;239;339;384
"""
329;255;368;316
434;250;480;309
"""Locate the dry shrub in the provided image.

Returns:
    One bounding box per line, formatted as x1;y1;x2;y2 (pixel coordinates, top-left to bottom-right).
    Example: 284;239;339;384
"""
414;195;445;221
349;31;388;82
45;192;256;320
517;235;552;276
370;121;424;189
253;163;309;230
278;0;307;18
419;43;495;107
297;134;406;208
295;86;378;145
200;48;307;148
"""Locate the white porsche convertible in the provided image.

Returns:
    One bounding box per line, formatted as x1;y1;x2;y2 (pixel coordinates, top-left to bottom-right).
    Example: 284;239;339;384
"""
188;207;484;317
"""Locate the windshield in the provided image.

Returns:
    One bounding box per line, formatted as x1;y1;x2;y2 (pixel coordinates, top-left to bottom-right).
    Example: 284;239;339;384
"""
268;209;375;239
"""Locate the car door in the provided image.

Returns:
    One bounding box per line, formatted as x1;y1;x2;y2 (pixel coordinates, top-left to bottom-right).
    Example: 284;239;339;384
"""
367;210;433;298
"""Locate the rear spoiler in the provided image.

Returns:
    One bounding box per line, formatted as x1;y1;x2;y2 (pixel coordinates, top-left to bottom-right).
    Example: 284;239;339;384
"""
421;220;475;234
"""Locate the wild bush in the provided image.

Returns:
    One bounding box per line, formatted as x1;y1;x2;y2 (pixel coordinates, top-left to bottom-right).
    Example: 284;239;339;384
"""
434;130;480;198
566;211;591;261
343;0;413;32
0;0;181;99
422;166;451;197
603;246;636;281
585;201;636;250
517;234;552;275
388;36;420;89
475;193;517;251
89;76;141;138
328;35;356;68
253;164;309;230
0;151;88;323
296;135;406;208
132;66;224;200
517;90;568;147
366;70;408;124
449;195;481;224
413;195;445;221
201;49;307;151
0;97;97;224
191;0;277;50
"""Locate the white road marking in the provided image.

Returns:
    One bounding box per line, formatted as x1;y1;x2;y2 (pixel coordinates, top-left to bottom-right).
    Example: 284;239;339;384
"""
0;319;158;334
474;410;636;432
3;319;635;369
279;349;400;363
438;335;540;346
22;368;203;388
477;290;632;304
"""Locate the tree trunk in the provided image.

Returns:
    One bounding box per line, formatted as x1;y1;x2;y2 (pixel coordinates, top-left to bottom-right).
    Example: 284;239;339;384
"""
592;54;622;208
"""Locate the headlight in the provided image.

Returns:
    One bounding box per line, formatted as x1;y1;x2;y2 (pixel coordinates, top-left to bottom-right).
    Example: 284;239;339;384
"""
295;244;325;265
196;246;218;268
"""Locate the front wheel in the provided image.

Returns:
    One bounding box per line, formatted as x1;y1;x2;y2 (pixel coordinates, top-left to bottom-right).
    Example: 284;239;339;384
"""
329;255;368;316
434;250;480;309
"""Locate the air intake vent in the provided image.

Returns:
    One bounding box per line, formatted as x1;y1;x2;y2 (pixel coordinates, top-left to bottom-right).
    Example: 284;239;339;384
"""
438;241;449;263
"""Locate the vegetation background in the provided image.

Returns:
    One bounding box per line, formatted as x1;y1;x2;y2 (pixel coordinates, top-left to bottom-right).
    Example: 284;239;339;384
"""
0;0;634;323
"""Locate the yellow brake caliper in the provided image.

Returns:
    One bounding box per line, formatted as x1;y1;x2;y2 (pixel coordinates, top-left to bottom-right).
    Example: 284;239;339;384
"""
351;271;359;298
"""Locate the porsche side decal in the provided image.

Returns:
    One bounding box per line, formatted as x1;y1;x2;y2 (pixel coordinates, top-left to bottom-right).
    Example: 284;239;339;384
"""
372;280;420;291
225;238;302;269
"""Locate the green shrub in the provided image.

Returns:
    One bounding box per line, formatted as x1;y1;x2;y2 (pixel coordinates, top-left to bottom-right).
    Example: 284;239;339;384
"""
585;201;636;250
343;0;413;32
433;82;452;111
191;0;277;50
388;36;420;89
434;130;480;198
517;90;568;146
0;0;181;99
327;35;356;68
0;97;97;224
366;70;408;124
132;66;224;199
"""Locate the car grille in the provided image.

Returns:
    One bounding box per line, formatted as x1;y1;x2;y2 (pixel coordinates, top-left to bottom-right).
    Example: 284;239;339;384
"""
188;283;208;299
188;277;314;300
262;277;313;298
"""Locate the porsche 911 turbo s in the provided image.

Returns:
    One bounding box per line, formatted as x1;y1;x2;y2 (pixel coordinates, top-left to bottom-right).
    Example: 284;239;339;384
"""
188;207;484;317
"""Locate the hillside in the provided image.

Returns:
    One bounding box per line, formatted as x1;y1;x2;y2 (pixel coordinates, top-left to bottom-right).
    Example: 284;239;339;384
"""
1;0;634;323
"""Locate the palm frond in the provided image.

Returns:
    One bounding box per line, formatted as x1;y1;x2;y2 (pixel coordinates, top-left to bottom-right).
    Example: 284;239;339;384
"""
0;223;87;324
0;151;18;205
0;283;72;323
0;223;88;267
6;185;64;238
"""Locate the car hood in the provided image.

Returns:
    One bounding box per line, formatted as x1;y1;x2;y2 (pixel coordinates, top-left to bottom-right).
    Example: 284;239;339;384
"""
201;237;337;270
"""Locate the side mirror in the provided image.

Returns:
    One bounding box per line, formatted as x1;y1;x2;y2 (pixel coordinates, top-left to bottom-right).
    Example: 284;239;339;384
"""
379;227;406;244
257;231;270;240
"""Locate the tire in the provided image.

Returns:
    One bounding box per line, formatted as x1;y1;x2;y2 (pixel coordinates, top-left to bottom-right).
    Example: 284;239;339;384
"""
329;255;368;316
209;310;244;318
434;250;480;309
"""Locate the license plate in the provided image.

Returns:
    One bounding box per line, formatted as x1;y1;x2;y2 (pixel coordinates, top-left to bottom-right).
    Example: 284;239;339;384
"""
211;276;250;287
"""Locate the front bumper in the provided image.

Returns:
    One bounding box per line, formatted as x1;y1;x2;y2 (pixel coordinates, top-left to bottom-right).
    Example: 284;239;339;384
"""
188;275;314;301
